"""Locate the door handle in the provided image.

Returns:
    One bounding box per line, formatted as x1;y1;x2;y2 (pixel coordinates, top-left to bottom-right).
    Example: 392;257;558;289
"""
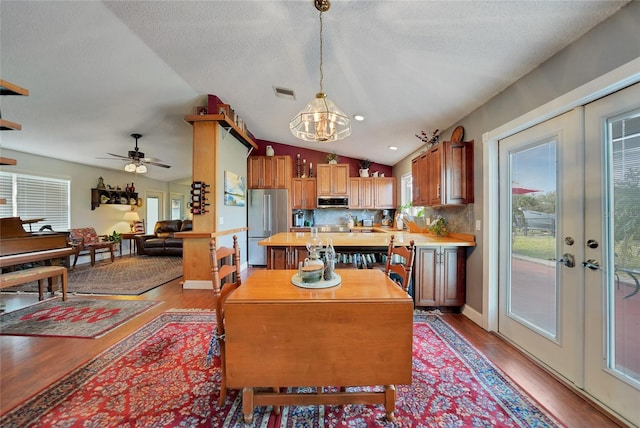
582;259;600;270
556;253;575;268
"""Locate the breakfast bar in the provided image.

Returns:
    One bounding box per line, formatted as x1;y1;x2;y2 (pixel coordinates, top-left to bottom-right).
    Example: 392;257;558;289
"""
224;268;414;423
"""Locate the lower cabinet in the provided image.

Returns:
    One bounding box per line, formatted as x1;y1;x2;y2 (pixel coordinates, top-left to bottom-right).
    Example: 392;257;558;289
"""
414;247;466;307
267;246;308;269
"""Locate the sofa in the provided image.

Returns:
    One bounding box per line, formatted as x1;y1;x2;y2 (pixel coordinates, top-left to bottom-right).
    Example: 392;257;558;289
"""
135;220;192;256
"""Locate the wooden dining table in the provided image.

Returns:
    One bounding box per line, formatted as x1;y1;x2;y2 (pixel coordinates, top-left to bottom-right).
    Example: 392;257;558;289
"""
224;268;414;423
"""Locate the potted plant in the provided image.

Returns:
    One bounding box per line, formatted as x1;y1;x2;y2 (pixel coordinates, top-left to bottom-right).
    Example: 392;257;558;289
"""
429;216;448;237
358;159;372;177
106;230;122;244
325;152;339;164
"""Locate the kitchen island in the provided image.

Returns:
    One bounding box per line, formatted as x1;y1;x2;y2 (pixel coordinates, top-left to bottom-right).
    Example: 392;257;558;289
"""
259;229;475;308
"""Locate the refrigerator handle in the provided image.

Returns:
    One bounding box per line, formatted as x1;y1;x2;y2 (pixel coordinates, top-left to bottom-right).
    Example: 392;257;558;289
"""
263;194;269;233
267;194;273;233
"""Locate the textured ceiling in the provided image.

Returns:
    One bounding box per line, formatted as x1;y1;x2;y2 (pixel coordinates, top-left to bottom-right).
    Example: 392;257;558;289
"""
0;0;629;181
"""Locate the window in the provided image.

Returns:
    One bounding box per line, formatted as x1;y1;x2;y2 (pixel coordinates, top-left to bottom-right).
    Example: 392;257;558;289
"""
400;172;412;207
0;172;70;231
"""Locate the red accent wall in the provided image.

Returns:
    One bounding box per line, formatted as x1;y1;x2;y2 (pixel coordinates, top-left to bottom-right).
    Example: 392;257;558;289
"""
253;140;393;178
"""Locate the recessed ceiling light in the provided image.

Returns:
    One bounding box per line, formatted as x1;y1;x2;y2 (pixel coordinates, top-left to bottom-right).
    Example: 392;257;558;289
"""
388;146;398;150
353;114;364;121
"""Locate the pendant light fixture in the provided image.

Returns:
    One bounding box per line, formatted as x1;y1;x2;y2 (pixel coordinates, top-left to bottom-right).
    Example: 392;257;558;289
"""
289;0;351;142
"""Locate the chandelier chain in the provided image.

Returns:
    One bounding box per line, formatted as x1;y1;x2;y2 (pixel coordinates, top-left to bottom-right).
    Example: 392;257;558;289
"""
319;9;324;94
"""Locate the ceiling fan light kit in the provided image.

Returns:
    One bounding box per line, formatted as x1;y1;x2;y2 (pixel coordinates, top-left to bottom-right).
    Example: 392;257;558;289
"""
289;0;351;143
103;133;171;174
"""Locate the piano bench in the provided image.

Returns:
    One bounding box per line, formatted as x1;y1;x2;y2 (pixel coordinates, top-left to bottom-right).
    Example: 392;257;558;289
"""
0;266;68;301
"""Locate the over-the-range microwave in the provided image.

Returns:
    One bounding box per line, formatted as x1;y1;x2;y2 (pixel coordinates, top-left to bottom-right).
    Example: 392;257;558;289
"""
317;196;349;208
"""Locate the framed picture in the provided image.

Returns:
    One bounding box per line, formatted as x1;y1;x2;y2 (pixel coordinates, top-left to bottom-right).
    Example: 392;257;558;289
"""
217;103;230;117
224;170;246;206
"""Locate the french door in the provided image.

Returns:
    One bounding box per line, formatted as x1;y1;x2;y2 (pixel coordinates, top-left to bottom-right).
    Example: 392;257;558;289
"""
498;109;584;384
498;83;640;425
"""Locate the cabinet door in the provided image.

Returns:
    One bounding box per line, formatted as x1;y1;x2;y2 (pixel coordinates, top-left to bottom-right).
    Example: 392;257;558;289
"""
316;165;333;195
273;156;291;189
291;178;304;209
427;145;444;206
293;247;309;268
444;141;474;204
441;247;466;306
268;247;288;269
415;247;438;306
374;177;395;208
303;179;317;208
332;164;349;195
247;156;264;188
411;156;421;206
349;178;362;208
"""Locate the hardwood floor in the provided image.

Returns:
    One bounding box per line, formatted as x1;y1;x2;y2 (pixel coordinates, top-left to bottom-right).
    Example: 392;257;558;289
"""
0;271;625;427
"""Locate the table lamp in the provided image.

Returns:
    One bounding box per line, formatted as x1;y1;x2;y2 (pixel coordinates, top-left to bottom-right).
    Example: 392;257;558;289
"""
124;211;140;232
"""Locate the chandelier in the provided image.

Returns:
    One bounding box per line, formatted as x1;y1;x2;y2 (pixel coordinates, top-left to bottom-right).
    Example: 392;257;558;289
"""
289;0;351;142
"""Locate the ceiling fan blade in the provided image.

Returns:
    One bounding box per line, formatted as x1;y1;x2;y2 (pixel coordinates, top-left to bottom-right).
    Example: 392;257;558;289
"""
97;157;128;161
106;152;130;159
145;160;171;168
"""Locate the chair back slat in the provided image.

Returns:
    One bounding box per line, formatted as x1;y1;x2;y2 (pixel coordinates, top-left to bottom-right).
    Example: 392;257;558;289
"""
384;235;416;293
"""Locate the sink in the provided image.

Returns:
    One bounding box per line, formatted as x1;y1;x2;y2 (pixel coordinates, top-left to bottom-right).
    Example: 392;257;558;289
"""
316;225;350;233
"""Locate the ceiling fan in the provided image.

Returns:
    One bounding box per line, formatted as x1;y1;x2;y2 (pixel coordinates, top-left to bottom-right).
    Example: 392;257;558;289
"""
103;133;171;173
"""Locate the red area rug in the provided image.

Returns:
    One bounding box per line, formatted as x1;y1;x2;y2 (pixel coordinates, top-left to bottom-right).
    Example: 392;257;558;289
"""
0;312;563;427
0;298;161;338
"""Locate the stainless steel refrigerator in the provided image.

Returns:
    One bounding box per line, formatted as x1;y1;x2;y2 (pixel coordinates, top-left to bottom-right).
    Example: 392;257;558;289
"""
247;189;289;266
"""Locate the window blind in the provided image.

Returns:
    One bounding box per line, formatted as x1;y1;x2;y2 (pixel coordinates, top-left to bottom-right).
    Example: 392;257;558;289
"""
0;172;70;231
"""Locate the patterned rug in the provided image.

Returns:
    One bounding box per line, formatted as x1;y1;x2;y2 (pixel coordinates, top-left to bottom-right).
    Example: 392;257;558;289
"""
3;256;183;296
0;298;161;338
0;312;563;427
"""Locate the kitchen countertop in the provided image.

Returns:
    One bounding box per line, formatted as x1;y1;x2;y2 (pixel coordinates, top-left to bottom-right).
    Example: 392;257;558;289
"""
260;229;476;248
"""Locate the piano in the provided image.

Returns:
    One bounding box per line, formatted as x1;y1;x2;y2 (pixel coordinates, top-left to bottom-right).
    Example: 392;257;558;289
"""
0;217;74;292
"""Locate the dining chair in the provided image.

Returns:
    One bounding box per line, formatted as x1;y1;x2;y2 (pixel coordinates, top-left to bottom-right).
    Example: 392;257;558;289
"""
209;235;242;407
384;235;416;293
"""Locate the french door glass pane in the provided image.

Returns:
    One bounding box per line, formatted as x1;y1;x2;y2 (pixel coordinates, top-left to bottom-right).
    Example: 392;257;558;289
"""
608;111;640;384
509;140;558;336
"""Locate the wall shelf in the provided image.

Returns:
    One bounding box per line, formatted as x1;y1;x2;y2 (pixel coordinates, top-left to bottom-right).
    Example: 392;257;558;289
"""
0;79;29;131
91;188;138;210
184;114;258;150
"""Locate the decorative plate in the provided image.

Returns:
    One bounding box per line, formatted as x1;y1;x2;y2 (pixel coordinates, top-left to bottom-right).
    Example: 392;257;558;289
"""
100;195;109;204
120;196;128;204
137;198;144;208
129;198;136;205
451;125;464;142
291;272;341;289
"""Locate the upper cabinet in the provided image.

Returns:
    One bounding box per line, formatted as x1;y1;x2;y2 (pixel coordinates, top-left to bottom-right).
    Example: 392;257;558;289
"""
413;140;474;207
0;79;29;132
247;155;292;189
349;177;396;209
317;164;349;196
291;178;317;209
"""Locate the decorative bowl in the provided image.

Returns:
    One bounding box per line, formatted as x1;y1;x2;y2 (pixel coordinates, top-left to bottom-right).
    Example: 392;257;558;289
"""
300;265;323;283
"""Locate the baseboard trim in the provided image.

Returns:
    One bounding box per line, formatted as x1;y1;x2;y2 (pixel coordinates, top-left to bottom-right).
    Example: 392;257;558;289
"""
461;304;484;329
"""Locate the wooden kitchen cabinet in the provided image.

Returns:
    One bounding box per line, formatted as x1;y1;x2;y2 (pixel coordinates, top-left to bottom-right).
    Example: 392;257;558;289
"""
291;178;317;209
426;140;473;206
414;246;466;307
267;246;308;269
349;178;374;208
317;164;349;196
349;177;396;209
412;140;473;207
247;155;291;189
374;177;396;208
411;152;428;206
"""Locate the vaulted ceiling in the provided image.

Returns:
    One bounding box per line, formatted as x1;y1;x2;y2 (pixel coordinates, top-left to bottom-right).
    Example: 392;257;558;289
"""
0;1;629;181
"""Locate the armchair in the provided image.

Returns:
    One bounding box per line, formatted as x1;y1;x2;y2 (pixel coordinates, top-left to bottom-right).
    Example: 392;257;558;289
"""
68;227;115;267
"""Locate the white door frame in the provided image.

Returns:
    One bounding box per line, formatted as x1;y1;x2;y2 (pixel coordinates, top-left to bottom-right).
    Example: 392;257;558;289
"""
482;58;640;332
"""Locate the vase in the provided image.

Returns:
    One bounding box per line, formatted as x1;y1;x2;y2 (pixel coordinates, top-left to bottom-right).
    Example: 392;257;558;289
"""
329;159;337;164
359;168;369;177
265;145;274;156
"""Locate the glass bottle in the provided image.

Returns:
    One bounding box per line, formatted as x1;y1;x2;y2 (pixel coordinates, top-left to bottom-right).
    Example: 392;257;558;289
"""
324;238;336;280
